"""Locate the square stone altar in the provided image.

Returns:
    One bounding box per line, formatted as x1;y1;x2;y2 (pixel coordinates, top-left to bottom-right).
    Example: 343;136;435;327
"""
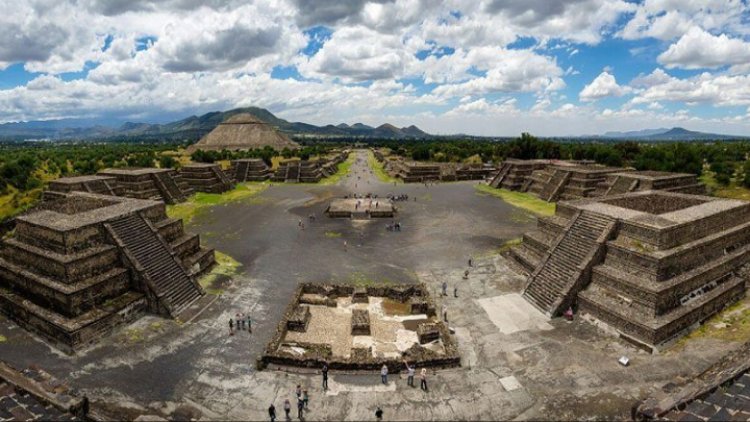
326;198;395;219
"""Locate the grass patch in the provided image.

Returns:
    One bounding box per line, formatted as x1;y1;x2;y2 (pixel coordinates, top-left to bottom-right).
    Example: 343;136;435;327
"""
198;250;242;295
700;170;750;201
0;335;6;342
475;184;555;217
674;297;750;348
367;150;402;184
325;231;342;238
319;153;354;186
167;182;268;224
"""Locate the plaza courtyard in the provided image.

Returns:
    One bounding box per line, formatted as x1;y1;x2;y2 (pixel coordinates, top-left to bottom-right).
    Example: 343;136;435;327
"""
0;150;745;420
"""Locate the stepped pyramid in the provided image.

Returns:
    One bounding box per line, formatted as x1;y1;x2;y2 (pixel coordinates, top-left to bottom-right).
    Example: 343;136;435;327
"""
187;113;299;153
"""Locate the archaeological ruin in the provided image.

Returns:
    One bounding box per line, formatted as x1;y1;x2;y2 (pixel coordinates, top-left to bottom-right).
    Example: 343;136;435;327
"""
97;167;192;204
525;164;633;201
179;163;234;194
326;198;395;219
271;153;349;183
229;158;272;182
261;283;460;371
0;192;215;353
510;190;749;349
44;175;123;201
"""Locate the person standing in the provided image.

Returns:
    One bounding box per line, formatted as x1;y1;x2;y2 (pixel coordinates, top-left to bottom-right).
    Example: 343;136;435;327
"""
375;406;383;421
380;364;388;384
302;390;309;409
468;257;473;267
405;361;415;387
229;318;234;336
297;397;304;420
240;313;246;331
321;364;329;390
295;385;302;400
247;314;252;333
268;403;276;422
420;368;428;391
283;399;291;420
441;280;448;296
453;285;458;298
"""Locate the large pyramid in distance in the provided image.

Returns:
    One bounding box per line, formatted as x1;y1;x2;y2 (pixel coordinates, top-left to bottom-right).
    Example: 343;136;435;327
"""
187;113;299;153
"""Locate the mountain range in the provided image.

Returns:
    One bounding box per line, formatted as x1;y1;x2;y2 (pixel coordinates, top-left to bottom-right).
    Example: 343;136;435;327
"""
0;108;745;141
0;107;431;141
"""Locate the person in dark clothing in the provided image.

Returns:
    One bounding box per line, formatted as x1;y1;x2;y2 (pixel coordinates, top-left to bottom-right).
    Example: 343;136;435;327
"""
268;404;276;422
322;364;329;390
375;407;383;421
229;318;234;336
297;397;304;419
283;399;291;420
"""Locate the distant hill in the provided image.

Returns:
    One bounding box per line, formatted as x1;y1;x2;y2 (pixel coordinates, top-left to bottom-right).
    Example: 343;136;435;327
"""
0;107;433;141
598;127;745;141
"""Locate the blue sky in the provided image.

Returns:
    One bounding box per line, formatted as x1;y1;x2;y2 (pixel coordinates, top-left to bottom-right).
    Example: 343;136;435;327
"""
1;0;750;136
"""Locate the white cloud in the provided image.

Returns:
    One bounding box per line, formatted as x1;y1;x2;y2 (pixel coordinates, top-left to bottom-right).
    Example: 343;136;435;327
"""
658;27;750;69
579;71;630;101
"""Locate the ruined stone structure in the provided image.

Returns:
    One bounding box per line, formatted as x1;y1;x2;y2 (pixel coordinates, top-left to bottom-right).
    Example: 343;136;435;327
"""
636;341;750;420
270;153;348;183
261;283;459;371
511;191;749;349
44;175;122;201
526;164;632;202
489;159;551;190
600;171;706;196
0;192;215;353
229;159;272;182
179;163;233;194
98;168;191;204
390;161;441;182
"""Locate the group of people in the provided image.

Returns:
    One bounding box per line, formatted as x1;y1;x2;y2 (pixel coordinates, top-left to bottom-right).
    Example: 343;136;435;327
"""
387;193;409;201
268;385;308;422
228;312;252;336
385;221;402;232
381;362;429;391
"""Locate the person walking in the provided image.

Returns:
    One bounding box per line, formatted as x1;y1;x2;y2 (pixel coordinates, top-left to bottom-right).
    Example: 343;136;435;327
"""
420;368;428;391
322;364;329;390
295;385;302;400
468;257;473;267
443;306;448;323
247;314;252;333
453;285;458;298
302;390;309;409
283;399;291;420
441;280;448;296
229;318;234;336
375;406;383;421
268;403;276;422
405;361;415;387
380;364;388;384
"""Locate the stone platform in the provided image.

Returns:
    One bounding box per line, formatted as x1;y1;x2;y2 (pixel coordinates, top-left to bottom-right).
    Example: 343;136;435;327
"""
98;167;191;204
0;192;214;353
511;190;750;349
326;198;395;219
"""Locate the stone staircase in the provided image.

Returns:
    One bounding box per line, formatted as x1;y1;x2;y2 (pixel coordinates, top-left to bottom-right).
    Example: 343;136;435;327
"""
523;211;615;316
605;175;638;196
210;165;233;188
236;160;250;182
490;162;511;188
286;165;300;182
151;172;186;204
538;169;570;202
107;214;202;316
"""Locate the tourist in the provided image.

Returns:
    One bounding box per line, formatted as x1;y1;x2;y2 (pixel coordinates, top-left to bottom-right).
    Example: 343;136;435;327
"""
322;363;329;390
375;406;383;421
236;313;242;331
295;385;302;399
454;285;458;298
297;397;304;419
381;364;388;384
269;403;276;422
302;390;309;409
468;257;473;267
443;306;448;323
247;314;252;333
420;368;428;391
441;281;448;296
298;219;302;227
405;361;415;387
344;240;347;251
463;270;469;280
240;312;245;330
229;318;234;336
283;399;291;420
